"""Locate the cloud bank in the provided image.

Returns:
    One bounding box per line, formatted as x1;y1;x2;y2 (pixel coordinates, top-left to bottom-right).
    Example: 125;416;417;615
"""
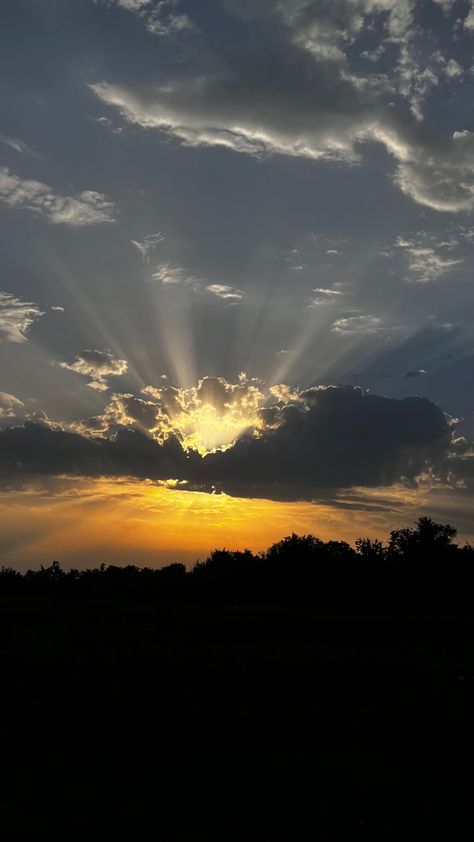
0;382;470;502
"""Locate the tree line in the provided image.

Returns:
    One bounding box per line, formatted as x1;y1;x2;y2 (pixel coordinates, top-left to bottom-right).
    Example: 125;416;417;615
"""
1;517;474;610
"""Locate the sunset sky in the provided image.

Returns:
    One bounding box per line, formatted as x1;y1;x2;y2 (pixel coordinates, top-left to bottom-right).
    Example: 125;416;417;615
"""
1;0;474;568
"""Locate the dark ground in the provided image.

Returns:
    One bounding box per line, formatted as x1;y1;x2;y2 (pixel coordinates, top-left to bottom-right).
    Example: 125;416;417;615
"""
1;599;474;839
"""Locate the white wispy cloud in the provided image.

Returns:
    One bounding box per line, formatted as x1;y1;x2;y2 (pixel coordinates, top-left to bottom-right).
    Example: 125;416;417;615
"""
206;284;244;300
307;287;343;308
151;263;244;302
151;263;199;287
332;314;384;334
0;134;38;157
131;232;164;262
0;291;44;343
396;234;462;282
0;167;115;226
107;0;194;37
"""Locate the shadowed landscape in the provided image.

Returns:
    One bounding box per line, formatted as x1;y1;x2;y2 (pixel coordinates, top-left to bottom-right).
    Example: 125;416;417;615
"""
2;517;474;838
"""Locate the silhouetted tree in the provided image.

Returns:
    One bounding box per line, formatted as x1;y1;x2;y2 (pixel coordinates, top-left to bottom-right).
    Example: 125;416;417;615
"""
1;516;474;610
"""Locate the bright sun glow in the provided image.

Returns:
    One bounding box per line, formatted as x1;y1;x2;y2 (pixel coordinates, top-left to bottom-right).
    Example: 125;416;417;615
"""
142;376;268;456
169;403;259;455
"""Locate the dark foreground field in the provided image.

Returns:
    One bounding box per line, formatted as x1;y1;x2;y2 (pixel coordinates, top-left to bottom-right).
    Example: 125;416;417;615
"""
1;599;474;839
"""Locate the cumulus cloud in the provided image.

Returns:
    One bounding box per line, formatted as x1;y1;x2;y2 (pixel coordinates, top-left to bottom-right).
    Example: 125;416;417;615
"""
141;375;266;452
0;385;468;502
0;291;44;343
66;376;267;455
90;1;474;212
0;167;115;226
59;350;128;392
200;386;460;500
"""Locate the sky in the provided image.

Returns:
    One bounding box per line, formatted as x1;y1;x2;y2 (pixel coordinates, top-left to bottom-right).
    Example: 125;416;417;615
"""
1;0;474;568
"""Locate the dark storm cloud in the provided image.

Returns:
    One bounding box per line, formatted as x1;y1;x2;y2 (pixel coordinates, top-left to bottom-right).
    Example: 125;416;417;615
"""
200;386;458;500
0;387;468;502
0;422;193;483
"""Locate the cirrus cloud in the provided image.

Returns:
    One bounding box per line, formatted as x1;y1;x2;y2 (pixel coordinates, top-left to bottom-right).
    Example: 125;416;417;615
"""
0;291;44;343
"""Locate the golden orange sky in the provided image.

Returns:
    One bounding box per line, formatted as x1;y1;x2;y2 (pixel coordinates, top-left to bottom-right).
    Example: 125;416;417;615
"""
1;476;472;571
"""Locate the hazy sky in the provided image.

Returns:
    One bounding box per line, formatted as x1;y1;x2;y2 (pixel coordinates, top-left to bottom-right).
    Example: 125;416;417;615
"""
1;0;473;567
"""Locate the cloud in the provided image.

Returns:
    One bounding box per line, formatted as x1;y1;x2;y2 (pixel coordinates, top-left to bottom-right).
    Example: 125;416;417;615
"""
116;0;149;9
199;386;460;500
90;1;474;213
0;167;115;226
206;283;244;300
150;264;243;301
151;262;199;287
89;73;374;165
405;369;427;378
145;6;194;37
0;392;24;419
59;350;128;391
308;287;343;307
391;131;474;213
131;232;164;262
434;0;474;32
0;385;467;502
106;0;195;37
0;134;38;157
224;0;414;58
395;234;462;282
332;314;383;334
67;376;267;454
0;291;44;343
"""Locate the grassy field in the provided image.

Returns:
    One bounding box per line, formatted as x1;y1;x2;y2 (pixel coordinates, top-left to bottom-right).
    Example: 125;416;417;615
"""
1;598;474;838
